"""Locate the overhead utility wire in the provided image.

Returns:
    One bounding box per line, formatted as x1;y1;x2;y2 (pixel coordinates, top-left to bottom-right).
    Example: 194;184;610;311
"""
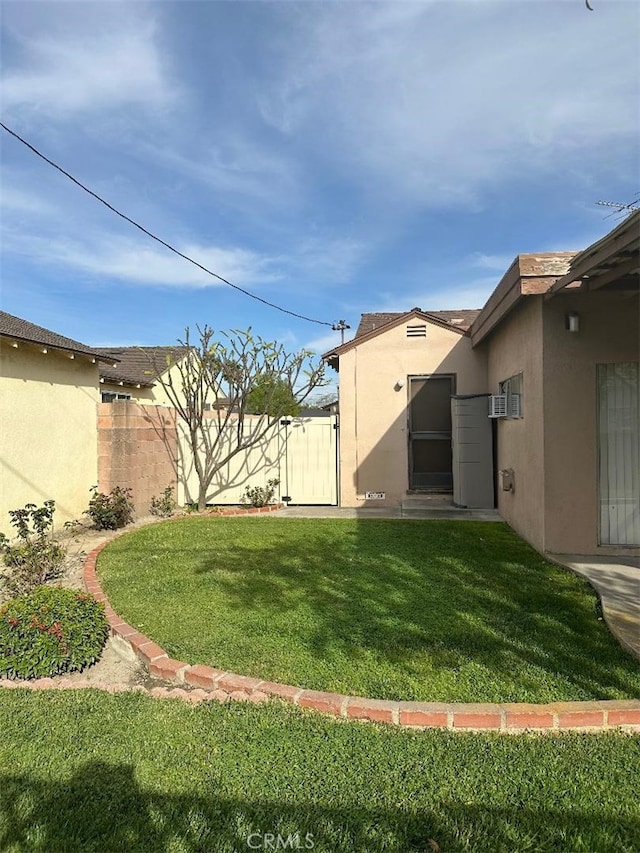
0;121;333;328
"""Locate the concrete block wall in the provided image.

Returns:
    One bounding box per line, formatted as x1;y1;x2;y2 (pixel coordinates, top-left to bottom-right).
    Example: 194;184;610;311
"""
98;402;178;517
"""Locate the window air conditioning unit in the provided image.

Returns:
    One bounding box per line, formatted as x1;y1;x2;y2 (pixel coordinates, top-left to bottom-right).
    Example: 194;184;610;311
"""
488;394;508;418
508;393;521;418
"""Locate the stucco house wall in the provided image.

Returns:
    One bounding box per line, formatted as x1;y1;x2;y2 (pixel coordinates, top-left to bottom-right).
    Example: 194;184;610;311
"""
0;339;99;535
338;319;487;507
542;291;640;556
484;299;546;552
100;355;217;408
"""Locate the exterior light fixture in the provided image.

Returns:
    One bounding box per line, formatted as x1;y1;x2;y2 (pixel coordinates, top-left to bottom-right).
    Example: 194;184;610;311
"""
394;379;406;391
565;312;580;333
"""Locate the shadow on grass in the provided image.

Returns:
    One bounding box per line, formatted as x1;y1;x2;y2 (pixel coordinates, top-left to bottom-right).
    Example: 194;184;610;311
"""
1;761;638;853
190;520;640;700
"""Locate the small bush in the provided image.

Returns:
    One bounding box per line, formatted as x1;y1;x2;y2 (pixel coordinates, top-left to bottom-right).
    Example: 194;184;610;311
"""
240;478;281;508
86;486;134;530
150;486;177;518
0;586;109;679
0;501;65;597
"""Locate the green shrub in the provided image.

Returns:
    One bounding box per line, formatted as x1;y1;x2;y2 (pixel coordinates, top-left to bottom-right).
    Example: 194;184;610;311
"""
85;486;134;530
149;485;177;518
0;586;109;679
240;478;281;508
0;501;66;597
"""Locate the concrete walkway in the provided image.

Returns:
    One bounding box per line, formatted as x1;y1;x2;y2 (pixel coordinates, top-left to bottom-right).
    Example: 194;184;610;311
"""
547;554;640;660
269;505;503;521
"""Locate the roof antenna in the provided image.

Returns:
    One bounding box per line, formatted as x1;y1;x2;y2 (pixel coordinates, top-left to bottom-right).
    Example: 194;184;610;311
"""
595;197;640;220
332;319;351;344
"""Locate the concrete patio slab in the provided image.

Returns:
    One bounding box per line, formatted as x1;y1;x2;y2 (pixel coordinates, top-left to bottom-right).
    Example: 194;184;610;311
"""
269;506;503;521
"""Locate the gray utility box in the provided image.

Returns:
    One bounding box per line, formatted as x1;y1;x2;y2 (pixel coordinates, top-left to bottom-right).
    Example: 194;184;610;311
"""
451;394;495;509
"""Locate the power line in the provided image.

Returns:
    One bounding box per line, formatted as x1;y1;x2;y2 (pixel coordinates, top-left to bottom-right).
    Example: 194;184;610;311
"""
0;121;334;328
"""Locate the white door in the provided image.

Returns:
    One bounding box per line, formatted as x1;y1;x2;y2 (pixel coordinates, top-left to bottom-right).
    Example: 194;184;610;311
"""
598;363;640;546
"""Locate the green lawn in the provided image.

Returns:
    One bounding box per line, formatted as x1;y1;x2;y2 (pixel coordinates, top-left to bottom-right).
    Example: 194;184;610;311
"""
1;690;639;852
97;518;640;703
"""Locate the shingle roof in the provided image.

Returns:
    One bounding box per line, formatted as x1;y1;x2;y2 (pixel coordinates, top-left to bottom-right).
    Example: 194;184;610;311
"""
356;309;481;338
0;311;117;363
98;346;188;387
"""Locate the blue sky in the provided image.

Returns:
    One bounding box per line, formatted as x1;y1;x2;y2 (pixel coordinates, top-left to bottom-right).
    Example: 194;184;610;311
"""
1;0;638;368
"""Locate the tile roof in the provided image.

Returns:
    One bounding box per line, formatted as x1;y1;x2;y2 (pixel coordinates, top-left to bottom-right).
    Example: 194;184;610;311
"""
356;308;482;337
0;311;117;363
98;346;187;387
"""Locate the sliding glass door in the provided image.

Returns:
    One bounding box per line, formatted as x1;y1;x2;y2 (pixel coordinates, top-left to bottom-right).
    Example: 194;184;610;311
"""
598;363;640;546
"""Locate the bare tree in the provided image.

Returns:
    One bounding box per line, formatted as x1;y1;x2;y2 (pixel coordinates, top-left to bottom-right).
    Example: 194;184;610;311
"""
151;326;326;510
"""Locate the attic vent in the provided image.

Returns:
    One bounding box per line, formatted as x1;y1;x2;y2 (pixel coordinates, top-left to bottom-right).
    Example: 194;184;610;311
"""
406;324;427;338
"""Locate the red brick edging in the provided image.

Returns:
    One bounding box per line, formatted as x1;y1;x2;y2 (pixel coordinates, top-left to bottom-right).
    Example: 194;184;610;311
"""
71;510;640;731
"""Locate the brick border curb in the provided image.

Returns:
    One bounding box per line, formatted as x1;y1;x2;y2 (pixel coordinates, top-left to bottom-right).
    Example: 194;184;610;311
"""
58;513;640;731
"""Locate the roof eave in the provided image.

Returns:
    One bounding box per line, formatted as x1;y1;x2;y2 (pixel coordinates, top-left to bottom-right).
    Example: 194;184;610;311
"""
321;309;469;366
0;332;119;364
470;253;576;346
547;210;640;296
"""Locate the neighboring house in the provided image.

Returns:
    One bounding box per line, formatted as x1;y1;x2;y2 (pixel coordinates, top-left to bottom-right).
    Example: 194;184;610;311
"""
0;311;118;534
325;213;639;556
98;346;188;405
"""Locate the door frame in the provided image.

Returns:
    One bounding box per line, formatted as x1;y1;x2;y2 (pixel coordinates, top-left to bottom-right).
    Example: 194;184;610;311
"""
407;373;457;492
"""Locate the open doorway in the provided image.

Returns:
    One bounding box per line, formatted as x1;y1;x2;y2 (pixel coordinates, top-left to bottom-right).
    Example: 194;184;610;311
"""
408;375;455;491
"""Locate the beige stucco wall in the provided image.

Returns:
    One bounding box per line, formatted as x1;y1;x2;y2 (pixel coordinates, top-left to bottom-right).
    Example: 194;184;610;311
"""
485;291;639;556
484;299;546;553
338;320;487;507
101;382;156;403
101;360;213;407
542;291;640;555
0;340;99;536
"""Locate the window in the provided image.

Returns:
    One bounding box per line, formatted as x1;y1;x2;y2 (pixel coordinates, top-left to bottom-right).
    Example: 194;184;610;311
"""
101;392;132;403
499;373;523;418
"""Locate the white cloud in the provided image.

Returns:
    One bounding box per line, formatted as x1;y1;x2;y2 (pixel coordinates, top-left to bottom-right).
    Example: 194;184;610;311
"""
7;231;281;289
258;2;639;208
1;4;173;117
304;330;344;356
146;137;302;211
284;237;367;286
372;276;499;314
0;185;55;217
472;253;518;272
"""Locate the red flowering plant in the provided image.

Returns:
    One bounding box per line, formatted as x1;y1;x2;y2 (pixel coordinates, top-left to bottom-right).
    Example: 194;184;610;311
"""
0;586;109;679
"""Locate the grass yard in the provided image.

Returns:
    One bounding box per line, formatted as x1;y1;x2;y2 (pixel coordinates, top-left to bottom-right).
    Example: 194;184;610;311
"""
1;690;639;852
97;518;640;703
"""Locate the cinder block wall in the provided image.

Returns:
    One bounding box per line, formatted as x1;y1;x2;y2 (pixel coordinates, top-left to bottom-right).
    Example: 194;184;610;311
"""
98;402;178;517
